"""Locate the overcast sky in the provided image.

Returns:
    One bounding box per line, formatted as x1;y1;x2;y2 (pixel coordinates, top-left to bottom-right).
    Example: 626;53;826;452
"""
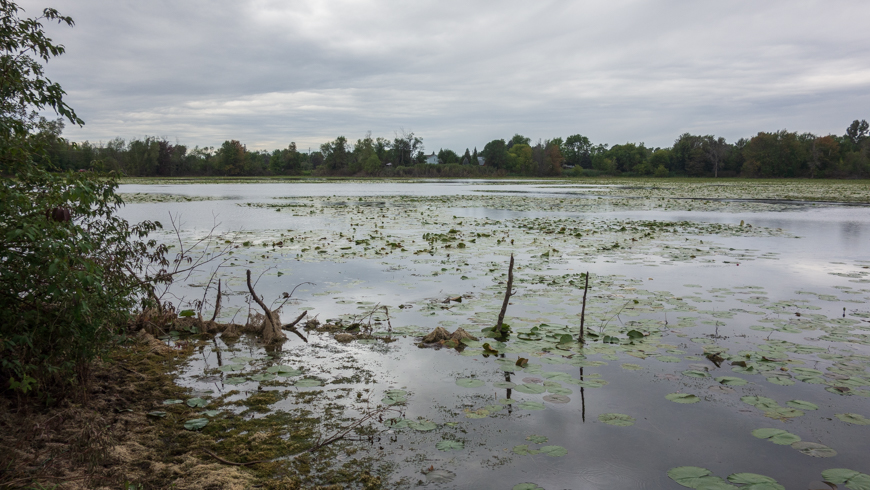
26;0;870;153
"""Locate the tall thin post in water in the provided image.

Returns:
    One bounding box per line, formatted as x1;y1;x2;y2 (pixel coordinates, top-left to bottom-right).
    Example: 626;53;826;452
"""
579;271;589;344
496;254;514;333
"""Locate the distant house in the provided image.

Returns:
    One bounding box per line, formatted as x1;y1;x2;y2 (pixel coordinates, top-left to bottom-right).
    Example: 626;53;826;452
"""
385;162;393;167
477;157;485;166
425;152;439;165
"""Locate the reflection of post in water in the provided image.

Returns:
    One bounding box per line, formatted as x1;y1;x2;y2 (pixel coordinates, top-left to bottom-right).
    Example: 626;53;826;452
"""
580;367;586;422
504;371;513;415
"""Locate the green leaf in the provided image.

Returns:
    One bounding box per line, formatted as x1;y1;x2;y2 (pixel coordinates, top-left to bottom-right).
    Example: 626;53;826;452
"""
513;383;547;394
224;377;247;385
598;413;635;426
525;434;548;444
250;373;276;382
751;428;801;445
786;400;819;411
835;413;870;425
512;484;545;490
538;445;567;457
682;369;710;378
820;469;870;490
147;411;167;418
184;418;209;430
201;410;221;417
186;397;208;408
435;440;464;451
791;441;837;458
179;309;196;318
726;473;778;485
294;378;322;387
163;399;183;405
667;466;713;488
456;378;485;388
666;393;700;404
407;420;437;431
218;364;244;372
715;376;748;386
512;444;540;455
516;401;546;411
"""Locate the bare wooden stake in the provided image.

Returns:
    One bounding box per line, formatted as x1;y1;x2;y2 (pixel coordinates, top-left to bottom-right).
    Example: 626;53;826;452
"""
209;279;222;323
579;271;589;344
496;254;515;331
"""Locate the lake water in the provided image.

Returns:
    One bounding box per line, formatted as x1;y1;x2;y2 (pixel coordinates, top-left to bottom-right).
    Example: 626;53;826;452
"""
119;181;870;489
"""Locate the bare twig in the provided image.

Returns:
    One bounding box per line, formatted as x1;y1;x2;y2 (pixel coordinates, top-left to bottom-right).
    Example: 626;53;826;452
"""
496;254;515;331
579;271;589;344
209;279;222;323
282;311;309;343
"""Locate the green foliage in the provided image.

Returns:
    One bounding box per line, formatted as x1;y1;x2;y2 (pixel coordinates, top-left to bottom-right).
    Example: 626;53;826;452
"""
1;0;166;398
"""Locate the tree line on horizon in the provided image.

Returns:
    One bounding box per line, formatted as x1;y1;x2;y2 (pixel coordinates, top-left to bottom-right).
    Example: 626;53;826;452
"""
33;119;870;179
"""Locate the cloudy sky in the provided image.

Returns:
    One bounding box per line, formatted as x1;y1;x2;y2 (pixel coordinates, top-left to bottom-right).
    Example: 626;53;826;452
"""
27;0;870;153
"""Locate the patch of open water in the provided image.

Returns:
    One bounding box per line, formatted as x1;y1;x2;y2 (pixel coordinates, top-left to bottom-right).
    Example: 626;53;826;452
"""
120;182;870;489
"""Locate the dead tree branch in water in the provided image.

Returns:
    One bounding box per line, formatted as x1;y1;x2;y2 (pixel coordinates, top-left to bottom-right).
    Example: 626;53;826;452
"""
495;254;515;333
579;272;589;344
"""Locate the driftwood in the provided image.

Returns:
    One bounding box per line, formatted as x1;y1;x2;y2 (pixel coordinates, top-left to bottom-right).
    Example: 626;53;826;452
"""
579;272;589;344
495;254;515;332
246;269;287;344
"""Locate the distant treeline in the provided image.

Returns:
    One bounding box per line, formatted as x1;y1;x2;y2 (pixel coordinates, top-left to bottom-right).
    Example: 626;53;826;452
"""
34;120;870;178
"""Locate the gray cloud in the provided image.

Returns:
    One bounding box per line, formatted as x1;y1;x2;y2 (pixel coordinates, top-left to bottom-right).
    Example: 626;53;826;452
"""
27;0;870;152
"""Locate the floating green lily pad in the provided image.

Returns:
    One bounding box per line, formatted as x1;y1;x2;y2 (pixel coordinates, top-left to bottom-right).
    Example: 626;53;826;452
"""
456;378;485;388
163;399;183;405
667;466;713;488
218;364;244;372
538;445;567;457
791;441;837;458
726;473;783;489
294;378;322;387
666;393;700;404
598;413;635;426
512;444;540;455
526;434;548;444
715;376;747;386
517;401;546;411
492;381;517;389
682;369;710;378
224;377;247;385
621;363;643;370
786;400;819;411
186;397;208;408
514;383;547;394
752;428;801;445
543;394;570;404
435;440;464;451
512;484;544;490
184;418;209;430
147;411;167;418
407;420;438;431
820;469;870;490
835;413;870;425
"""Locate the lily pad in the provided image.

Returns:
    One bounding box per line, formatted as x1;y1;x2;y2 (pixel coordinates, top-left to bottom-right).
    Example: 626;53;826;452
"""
492;381;517;389
514;383;547;394
294;378;322;387
147;411;167;418
250;373;276;382
512;444;540;455
683;369;711;378
201;410;221;417
715;376;748;386
456;378;485;388
752;428;801;445
163;399;183;405
186;397;208;408
224;377;247;385
835;413;870;425
598;413;635;426
218;364;244;372
512;484;544;490
820;469;870;490
621;363;643;370
666;393;700;404
791;441;837;458
538;445;567;457
526;434;548;444
667;466;713;488
517;401;546;411
786;400;819;411
435;440;464;451
543;394;570;404
727;473;783;489
407;419;438;431
184;418;209;430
